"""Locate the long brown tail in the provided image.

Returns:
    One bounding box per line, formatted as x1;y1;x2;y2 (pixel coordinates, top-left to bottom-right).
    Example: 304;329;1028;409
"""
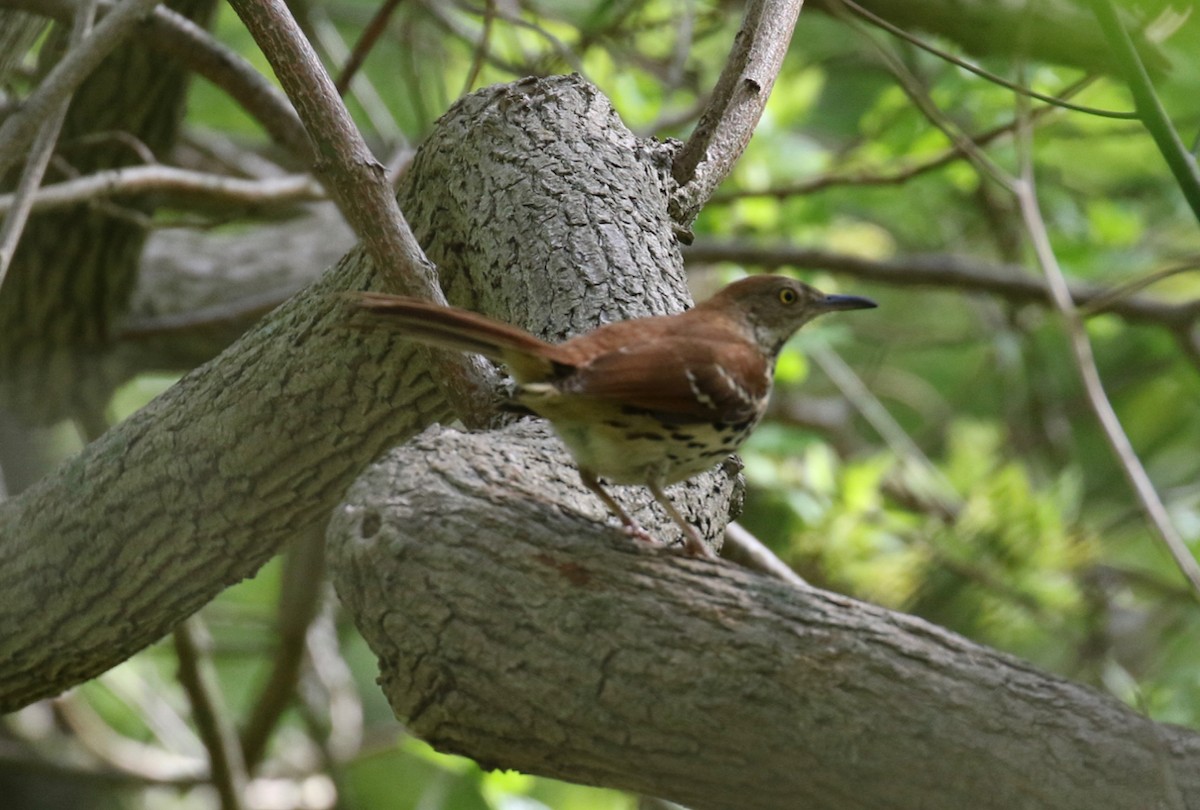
351;292;564;382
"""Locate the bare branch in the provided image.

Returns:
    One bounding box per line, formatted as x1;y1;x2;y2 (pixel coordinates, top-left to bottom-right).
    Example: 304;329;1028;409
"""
225;0;499;428
240;530;328;769
0;166;324;216
671;0;805;222
831;0;1014;191
1012;109;1200;599
1089;0;1200;224
0;0;182;179
2;0;311;159
333;0;404;97
459;0;496;97
173;619;249;810
721;521;812;588
0;0;95;284
712;99;1062;201
835;0;1136;119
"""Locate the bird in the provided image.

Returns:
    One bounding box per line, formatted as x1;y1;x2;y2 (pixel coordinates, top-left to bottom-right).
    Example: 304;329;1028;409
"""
352;274;876;558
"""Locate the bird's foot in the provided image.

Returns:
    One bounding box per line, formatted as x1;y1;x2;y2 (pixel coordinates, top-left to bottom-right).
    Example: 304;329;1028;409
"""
680;532;718;560
621;521;658;546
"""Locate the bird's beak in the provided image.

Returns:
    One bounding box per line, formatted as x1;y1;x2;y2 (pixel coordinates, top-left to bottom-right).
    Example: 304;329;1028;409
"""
820;294;878;311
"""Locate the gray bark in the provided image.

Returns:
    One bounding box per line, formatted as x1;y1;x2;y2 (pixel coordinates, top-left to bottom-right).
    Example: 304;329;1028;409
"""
330;428;1200;810
0;75;693;708
3;70;1198;810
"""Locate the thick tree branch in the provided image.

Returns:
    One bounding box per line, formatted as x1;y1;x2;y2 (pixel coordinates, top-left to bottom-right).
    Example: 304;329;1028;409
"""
329;423;1200;810
225;0;499;428
0;76;701;711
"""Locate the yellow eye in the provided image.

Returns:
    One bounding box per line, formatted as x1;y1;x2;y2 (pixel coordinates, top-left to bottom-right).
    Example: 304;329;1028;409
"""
778;288;798;305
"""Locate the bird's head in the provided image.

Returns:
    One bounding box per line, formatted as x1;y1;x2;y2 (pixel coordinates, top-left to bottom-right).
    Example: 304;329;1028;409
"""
705;275;877;355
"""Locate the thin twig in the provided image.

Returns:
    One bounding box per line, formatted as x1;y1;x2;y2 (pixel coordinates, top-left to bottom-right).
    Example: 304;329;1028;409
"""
460;0;496;97
226;0;500;429
836;0;1136;120
302;606;363;762
0;0;177;179
465;2;586;75
2;0;311;160
419;2;527;78
1077;259;1200;317
334;0;404;97
0;0;95;284
0;166;324;216
52;692;207;782
810;344;961;518
240;530;327;769
712;98;1063;202
173;619;249;810
721;521;812;589
311;7;402;143
831;0;1014;192
1013;98;1200;600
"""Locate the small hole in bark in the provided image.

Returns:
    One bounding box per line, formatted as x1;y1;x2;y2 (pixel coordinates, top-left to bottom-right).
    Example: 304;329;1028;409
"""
360;510;382;538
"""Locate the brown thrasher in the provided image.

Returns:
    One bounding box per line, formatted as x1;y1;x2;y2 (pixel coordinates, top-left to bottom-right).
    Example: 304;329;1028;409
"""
354;275;875;558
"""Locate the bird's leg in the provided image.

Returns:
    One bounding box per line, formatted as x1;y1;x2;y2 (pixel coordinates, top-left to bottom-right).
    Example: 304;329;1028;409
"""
647;480;717;559
578;469;655;545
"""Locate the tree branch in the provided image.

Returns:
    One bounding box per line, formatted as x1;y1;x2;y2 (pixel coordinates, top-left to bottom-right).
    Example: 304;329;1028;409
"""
329;422;1200;810
0;0;164;179
226;0;498;428
0;76;701;711
1088;0;1200;224
0;166;324;217
671;0;805;223
1012;108;1200;598
174;619;248;810
0;0;94;283
1;0;311;160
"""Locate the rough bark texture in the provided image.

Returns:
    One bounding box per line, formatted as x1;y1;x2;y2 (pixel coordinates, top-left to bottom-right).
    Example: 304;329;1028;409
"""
0;75;708;708
7;64;1198;809
330;432;1200;809
397;75;688;334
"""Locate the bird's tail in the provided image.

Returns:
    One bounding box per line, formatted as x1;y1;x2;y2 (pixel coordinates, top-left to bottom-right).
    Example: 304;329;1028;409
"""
349;292;563;381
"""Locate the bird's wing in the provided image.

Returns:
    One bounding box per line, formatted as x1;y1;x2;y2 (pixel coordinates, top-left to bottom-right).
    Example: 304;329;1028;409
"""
563;337;771;424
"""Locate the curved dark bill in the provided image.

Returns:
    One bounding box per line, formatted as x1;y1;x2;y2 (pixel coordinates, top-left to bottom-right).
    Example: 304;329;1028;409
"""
821;294;878;311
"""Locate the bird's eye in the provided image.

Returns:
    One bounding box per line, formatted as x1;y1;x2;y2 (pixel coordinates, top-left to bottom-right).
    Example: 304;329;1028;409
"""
778;288;798;305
